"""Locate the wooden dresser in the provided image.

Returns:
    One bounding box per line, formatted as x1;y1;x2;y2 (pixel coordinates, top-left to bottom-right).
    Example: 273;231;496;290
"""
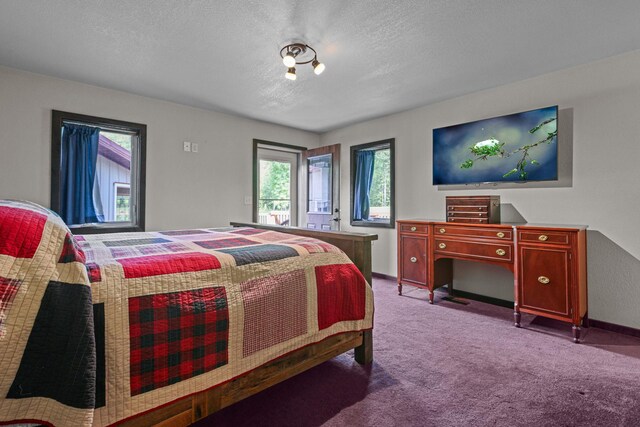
397;220;588;342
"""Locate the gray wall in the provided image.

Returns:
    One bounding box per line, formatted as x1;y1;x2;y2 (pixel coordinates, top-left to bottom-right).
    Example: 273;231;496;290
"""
321;50;640;329
0;65;320;231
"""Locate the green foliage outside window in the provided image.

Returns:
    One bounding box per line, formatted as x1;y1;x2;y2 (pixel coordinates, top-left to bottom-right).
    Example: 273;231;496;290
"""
115;195;130;222
101;131;132;151
369;149;391;207
259;160;291;213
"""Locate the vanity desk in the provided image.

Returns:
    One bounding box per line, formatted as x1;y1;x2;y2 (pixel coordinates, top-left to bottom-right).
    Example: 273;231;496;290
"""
397;220;588;342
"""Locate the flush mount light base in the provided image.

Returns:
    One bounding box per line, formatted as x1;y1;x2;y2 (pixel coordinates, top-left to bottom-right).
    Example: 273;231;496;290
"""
280;42;325;79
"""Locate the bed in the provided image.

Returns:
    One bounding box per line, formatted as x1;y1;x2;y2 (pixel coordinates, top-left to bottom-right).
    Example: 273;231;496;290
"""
0;200;375;427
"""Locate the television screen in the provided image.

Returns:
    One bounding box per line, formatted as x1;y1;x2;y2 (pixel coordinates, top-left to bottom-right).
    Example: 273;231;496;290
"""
433;106;558;185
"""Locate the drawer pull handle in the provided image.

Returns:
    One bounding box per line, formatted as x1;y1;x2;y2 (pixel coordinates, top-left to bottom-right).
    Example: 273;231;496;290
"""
439;228;446;234
410;226;417;231
438;243;447;249
496;232;505;238
538;276;550;284
410;256;417;263
538;234;549;241
496;249;506;256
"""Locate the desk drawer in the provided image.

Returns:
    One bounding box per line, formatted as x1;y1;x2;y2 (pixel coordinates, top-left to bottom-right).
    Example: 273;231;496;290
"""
399;223;429;234
434;225;513;241
434;238;513;262
519;230;570;245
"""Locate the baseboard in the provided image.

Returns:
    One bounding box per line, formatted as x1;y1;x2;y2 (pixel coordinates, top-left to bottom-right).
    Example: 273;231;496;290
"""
374;274;640;338
372;272;396;281
588;319;640;339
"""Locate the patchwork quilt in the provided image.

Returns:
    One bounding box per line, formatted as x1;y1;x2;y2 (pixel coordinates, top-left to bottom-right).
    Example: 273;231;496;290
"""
0;200;373;427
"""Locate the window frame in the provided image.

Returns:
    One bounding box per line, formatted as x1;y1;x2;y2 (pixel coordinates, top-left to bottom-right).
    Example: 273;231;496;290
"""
50;110;147;234
349;138;395;228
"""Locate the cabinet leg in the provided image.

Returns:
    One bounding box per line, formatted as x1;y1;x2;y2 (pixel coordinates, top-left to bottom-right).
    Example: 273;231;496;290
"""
514;310;521;328
397;283;402;296
572;325;581;343
428;291;434;304
447;283;454;296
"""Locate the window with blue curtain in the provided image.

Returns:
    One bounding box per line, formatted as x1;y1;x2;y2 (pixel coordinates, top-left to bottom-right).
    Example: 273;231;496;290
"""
350;139;395;228
51;110;147;234
60;123;104;225
353;150;376;221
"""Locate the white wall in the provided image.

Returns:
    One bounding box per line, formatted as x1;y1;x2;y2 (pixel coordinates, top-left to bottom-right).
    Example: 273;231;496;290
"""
0;66;319;230
321;50;640;329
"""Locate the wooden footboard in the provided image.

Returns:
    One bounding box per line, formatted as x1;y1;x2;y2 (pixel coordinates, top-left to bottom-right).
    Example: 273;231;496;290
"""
121;223;376;426
229;222;378;285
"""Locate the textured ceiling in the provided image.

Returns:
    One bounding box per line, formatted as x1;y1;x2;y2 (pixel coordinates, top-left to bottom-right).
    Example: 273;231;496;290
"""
1;1;640;133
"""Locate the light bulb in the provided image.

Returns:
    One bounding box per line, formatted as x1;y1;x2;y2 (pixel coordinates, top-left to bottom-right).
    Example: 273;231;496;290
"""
283;54;296;67
285;67;297;80
313;61;325;75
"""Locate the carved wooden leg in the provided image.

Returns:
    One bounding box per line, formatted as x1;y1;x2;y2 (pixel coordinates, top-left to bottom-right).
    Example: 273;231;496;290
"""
354;330;373;364
514;309;521;328
398;282;402;296
428;291;434;304
572;325;581;343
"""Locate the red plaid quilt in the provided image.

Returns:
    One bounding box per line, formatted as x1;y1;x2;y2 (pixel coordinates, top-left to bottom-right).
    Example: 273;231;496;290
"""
0;201;374;427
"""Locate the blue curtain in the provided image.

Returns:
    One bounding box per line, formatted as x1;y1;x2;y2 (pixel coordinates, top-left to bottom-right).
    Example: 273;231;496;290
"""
60;124;103;225
353;150;376;221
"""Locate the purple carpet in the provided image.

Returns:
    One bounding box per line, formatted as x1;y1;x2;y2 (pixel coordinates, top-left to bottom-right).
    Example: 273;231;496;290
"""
194;278;640;426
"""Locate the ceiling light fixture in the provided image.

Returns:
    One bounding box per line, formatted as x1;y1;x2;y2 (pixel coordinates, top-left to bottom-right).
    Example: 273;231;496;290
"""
279;43;325;80
285;67;297;81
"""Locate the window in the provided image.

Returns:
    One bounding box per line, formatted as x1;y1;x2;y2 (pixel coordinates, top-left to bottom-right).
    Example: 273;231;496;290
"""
253;140;306;227
114;183;131;222
51;110;146;233
350;138;395;228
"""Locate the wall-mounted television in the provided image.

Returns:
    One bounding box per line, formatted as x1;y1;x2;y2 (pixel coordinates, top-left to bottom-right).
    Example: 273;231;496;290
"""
433;105;558;185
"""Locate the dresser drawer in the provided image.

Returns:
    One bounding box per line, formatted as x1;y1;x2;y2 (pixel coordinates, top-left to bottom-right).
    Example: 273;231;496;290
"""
446;197;496;206
447;211;488;219
434;225;513;241
519;246;570;317
399;234;427;285
446;217;488;224
519;230;571;245
434;238;513;262
399;223;429;234
447;205;488;212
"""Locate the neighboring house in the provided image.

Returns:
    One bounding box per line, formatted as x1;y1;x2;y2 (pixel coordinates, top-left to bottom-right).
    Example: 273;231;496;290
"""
95;134;131;222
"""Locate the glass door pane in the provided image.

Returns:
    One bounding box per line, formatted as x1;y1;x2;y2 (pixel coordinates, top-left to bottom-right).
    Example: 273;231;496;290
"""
307;154;332;214
258;159;292;226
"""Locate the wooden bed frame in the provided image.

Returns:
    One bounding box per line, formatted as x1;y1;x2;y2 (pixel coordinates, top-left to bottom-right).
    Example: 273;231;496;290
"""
121;223;377;427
